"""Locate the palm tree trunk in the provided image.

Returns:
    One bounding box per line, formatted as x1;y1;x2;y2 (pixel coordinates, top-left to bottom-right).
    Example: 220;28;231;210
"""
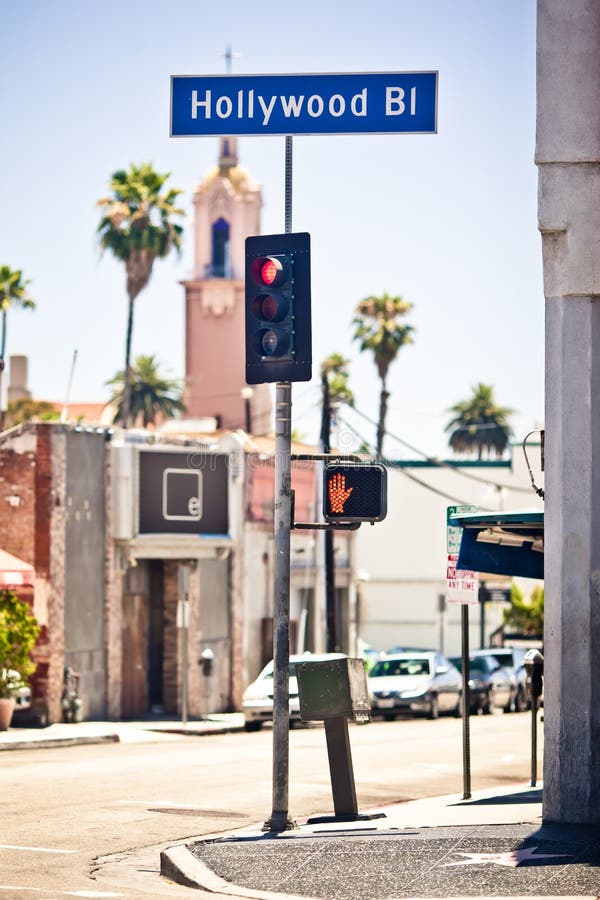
0;309;6;360
376;381;389;458
320;373;337;651
122;295;134;428
0;310;6;431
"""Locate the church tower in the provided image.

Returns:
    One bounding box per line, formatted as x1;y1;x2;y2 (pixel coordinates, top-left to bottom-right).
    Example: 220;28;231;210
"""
182;138;271;433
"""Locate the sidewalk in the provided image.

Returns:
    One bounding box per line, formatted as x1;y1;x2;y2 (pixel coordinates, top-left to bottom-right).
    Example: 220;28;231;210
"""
161;783;600;900
0;713;245;750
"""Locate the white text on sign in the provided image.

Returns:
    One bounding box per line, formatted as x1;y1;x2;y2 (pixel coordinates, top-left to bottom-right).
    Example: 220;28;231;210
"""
191;87;417;126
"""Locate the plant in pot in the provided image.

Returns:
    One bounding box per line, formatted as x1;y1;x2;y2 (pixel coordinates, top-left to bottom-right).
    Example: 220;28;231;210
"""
0;589;40;730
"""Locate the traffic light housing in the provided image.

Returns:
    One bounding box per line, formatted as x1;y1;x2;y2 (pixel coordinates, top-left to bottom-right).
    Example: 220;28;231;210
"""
245;232;311;384
323;463;388;523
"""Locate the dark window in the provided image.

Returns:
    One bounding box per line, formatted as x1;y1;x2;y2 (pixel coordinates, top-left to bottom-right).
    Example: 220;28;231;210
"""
211;217;230;277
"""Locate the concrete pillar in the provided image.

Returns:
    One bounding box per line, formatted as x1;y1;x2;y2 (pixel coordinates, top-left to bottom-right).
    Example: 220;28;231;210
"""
537;0;600;822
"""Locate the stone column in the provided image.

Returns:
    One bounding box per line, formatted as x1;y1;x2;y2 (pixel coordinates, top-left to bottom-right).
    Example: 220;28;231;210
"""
537;0;600;823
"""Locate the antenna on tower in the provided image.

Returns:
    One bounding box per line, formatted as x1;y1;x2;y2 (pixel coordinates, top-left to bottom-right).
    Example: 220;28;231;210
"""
61;349;78;423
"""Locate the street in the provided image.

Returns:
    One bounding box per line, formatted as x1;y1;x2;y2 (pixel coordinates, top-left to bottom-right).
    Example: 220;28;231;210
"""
0;711;540;898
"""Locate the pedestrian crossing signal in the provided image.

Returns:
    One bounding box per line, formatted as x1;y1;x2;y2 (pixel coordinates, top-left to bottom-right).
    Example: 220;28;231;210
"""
323;463;387;523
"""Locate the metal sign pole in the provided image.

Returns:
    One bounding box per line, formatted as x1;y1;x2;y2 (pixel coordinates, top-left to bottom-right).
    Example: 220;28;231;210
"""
265;136;296;833
461;604;471;799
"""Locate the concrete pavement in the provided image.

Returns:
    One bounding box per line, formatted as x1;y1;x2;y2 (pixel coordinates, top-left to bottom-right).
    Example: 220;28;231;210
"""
3;717;598;898
162;783;600;899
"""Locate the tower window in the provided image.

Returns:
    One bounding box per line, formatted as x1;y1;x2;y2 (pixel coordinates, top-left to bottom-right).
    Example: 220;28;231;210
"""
211;217;230;278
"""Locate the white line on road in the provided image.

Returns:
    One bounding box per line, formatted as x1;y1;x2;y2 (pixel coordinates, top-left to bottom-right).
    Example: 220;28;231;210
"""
0;888;124;897
0;844;77;854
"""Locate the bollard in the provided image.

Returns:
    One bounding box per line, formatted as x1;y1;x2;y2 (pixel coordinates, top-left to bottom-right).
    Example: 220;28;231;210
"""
523;649;544;787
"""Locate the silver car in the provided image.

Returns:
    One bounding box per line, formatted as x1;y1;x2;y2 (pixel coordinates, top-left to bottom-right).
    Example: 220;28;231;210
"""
368;651;462;720
242;652;346;731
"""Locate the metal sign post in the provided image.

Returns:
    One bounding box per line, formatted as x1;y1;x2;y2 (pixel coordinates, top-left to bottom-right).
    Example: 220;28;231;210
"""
265;136;296;834
446;505;478;801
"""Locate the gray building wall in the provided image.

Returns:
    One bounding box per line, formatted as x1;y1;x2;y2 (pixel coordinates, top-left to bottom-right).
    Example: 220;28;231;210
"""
64;431;107;718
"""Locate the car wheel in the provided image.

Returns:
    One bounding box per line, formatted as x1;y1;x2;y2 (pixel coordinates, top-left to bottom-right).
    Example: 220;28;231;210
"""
427;695;439;720
454;694;464;717
504;693;514;713
244;721;263;732
482;690;496;715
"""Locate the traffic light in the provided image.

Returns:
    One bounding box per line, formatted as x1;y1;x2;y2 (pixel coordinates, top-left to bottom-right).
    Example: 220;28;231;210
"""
323;463;388;523
245;232;311;384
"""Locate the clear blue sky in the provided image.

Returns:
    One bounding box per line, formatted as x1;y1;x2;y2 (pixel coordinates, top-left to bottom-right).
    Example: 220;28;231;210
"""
1;0;542;457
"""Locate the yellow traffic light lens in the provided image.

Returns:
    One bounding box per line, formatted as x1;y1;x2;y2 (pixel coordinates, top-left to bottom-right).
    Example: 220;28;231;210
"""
251;293;289;323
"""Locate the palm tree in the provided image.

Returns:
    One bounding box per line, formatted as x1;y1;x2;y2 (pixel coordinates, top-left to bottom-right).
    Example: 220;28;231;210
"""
106;354;185;427
352;292;414;457
0;266;36;429
97;163;185;427
445;382;514;459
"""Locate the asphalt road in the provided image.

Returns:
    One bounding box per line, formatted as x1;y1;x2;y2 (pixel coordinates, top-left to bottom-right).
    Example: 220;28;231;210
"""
0;710;539;898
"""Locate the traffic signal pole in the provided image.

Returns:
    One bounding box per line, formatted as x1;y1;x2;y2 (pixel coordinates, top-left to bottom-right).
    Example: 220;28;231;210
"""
265;136;296;833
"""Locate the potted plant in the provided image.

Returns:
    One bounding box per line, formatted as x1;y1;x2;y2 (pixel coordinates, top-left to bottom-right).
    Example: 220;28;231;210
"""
0;589;40;730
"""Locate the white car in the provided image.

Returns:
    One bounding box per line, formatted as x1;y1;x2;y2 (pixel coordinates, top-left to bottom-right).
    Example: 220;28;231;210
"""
242;652;346;731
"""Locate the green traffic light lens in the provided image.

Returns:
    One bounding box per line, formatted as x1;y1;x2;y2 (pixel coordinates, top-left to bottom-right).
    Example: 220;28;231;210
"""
260;328;290;357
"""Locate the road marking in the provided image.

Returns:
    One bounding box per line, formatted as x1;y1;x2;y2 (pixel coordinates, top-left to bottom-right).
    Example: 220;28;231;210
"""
0;888;124;897
0;844;77;854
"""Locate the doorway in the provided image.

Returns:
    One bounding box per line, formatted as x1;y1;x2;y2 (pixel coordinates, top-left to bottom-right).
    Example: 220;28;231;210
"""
121;560;165;718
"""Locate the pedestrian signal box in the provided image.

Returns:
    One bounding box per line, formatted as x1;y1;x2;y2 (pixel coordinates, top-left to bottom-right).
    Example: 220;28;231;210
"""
323;463;387;523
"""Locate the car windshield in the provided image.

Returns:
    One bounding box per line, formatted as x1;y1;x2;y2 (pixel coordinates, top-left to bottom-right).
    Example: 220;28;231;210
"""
489;652;513;667
370;657;431;678
261;663;300;679
451;657;490;675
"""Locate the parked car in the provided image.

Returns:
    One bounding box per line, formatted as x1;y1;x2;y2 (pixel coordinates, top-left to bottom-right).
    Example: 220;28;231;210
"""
368;651;462;720
449;654;514;714
242;652;346;731
471;647;531;712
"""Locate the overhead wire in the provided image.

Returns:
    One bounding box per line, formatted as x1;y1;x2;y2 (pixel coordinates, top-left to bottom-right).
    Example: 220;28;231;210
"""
345;404;539;496
336;415;493;509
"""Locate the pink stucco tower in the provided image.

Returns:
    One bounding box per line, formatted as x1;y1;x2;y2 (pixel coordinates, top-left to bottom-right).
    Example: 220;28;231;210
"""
182;138;272;434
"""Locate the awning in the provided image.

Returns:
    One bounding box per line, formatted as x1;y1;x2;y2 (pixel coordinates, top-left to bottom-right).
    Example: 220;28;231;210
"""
449;509;544;580
0;549;36;587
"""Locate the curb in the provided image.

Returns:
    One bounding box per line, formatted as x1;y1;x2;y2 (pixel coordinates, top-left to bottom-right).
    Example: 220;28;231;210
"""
0;733;120;751
160;843;314;900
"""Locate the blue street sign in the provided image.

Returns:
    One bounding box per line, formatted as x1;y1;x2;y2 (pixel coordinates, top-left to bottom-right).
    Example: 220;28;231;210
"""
170;72;437;137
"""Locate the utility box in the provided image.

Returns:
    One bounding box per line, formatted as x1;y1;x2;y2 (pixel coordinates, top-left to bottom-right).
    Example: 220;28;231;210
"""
297;657;371;724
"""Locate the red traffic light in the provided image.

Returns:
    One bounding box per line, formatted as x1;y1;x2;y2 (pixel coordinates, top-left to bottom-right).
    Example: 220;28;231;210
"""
251;255;289;288
323;463;387;523
245;232;312;384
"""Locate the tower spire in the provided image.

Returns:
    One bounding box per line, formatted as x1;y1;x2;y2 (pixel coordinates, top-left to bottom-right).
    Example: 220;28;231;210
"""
219;45;240;170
